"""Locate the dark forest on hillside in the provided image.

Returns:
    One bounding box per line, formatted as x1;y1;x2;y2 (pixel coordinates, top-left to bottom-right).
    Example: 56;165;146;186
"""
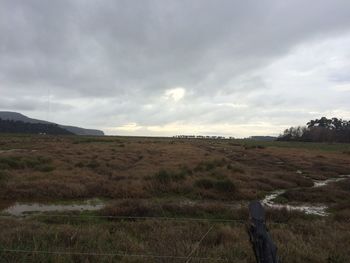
278;117;350;143
0;119;74;135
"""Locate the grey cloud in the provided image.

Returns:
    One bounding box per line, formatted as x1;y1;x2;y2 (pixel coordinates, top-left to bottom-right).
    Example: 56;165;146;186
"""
0;96;73;112
1;0;350;135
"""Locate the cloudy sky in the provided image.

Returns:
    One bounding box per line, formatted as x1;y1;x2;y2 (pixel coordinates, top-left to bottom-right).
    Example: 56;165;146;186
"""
1;0;350;137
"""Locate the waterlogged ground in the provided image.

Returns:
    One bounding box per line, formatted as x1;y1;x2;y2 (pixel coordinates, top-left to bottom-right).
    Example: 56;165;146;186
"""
2;175;349;217
0;135;350;262
2;198;106;216
262;175;350;216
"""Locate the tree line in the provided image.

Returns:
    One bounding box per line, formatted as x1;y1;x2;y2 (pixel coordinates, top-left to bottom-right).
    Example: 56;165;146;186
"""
0;119;74;135
278;117;350;143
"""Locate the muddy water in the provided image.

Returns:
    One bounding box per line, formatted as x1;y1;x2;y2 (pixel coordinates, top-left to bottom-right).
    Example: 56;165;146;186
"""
0;149;37;154
261;175;350;216
1;175;349;217
313;175;350;188
261;189;328;216
2;199;105;216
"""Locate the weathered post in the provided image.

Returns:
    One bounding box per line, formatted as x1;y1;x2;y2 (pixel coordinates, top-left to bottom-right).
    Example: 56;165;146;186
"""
247;201;279;263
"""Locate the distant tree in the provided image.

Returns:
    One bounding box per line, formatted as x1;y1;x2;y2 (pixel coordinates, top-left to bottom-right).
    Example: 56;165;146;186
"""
278;117;350;143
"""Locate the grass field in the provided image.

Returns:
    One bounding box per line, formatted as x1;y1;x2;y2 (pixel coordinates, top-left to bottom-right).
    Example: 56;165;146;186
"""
0;135;349;262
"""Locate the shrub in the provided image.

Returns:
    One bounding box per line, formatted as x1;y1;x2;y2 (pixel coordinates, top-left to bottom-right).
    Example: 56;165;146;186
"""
36;164;55;172
244;144;265;150
0;156;22;169
227;163;245;173
214;179;236;193
195;178;236;193
338;179;350;191
75;161;84;168
0;170;8;186
153;169;187;184
87;160;100;169
154;169;172;184
101;200;157;217
194;178;215;189
0;156;53;171
205;162;216;171
327;253;347;263
194;159;227;172
178;165;192;176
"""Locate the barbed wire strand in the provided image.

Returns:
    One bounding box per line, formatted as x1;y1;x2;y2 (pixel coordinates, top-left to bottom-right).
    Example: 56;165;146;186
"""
185;225;215;263
0;214;246;223
0;214;291;225
1;248;226;261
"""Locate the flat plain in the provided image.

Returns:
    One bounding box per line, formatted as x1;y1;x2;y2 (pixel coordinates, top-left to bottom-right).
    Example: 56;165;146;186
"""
0;135;349;262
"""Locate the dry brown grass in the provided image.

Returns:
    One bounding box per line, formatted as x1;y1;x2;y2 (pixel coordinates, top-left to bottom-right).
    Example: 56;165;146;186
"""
0;135;349;202
0;213;349;263
0;135;350;262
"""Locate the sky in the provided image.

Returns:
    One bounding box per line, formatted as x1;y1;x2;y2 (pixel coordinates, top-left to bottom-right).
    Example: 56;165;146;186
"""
1;0;350;137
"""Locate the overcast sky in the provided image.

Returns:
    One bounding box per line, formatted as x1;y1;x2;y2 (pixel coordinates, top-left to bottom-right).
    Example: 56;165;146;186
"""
1;0;350;137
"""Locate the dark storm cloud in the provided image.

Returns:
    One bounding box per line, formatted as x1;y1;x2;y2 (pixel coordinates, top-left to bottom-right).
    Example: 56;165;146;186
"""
1;0;350;135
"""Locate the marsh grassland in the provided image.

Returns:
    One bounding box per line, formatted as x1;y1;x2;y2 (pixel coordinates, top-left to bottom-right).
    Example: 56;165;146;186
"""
0;135;349;262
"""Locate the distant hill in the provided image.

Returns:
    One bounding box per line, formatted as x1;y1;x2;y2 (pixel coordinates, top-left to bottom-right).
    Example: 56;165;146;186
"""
0;111;104;136
0;119;74;135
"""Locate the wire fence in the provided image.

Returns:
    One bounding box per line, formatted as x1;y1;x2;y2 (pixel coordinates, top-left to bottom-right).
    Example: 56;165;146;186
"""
1;203;340;261
0;212;290;261
0;212;231;261
185;225;215;263
1;212;345;261
1;248;227;262
0;213;246;223
0;210;240;262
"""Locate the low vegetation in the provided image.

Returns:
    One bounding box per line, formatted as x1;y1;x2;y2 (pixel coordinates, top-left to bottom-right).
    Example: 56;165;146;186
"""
0;155;54;172
0;134;349;262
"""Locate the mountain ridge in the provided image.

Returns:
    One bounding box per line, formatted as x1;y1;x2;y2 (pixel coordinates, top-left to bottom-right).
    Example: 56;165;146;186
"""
0;111;104;136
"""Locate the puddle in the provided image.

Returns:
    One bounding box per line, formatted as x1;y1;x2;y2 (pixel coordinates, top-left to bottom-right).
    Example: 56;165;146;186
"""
0;149;20;154
261;175;350;216
313;175;350;188
2;199;106;216
0;149;38;154
261;189;328;216
2;175;349;217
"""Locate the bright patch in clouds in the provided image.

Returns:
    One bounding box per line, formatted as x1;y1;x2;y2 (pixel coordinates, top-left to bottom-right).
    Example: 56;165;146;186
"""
332;84;350;92
164;87;186;102
114;123;142;132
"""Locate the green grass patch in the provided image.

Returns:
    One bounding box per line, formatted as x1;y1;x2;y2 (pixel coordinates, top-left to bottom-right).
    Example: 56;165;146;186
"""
0;170;8;186
34;210;106;225
227;163;246;173
213;179;236;193
195;178;236;193
0;156;54;172
194;178;215;189
153;169;188;184
232;139;350;152
86;160;100;169
273;195;289;204
72;137;120;144
194;158;227;172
